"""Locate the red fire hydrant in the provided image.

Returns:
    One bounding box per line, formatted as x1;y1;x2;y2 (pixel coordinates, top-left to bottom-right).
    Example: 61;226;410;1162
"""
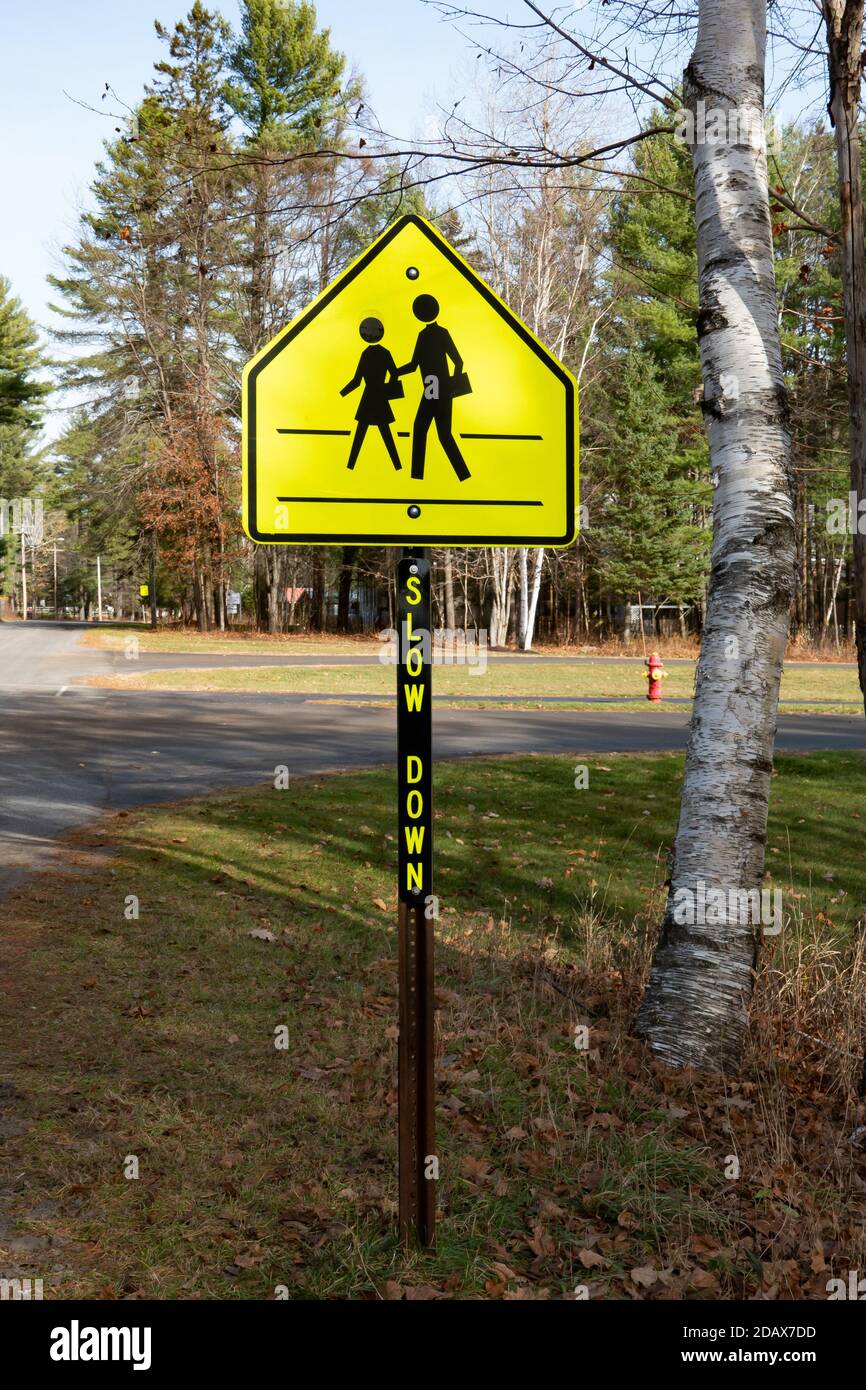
645;650;668;702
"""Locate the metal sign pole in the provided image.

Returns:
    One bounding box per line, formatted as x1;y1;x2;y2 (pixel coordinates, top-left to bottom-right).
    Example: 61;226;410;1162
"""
396;548;435;1247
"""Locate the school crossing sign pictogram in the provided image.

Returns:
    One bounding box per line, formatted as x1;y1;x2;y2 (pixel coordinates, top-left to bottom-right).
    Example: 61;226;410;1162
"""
242;214;578;547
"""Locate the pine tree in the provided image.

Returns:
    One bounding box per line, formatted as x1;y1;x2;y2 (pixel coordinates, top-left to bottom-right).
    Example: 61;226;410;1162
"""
51;4;241;630
607;121;709;497
227;0;346;355
594;124;711;626
226;0;344;141
595;345;709;621
0;276;48;488
0;278;48;596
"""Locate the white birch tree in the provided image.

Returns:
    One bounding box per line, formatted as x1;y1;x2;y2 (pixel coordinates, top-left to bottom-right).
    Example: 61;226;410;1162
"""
633;0;797;1070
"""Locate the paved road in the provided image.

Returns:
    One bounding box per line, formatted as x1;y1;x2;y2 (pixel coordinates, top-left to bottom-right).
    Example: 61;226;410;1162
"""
1;622;863;896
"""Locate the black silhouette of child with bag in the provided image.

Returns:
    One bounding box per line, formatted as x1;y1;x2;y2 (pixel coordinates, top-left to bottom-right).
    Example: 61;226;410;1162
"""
340;317;403;471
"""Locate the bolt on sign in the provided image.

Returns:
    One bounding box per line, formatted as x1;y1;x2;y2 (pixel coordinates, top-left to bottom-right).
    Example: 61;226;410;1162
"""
242;215;578;547
242;215;579;1250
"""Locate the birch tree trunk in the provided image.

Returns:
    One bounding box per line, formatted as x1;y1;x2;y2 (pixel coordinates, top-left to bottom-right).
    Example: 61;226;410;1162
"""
518;548;529;647
501;548;514;644
822;550;846;638
514;544;542;647
443;548;456;631
523;547;545;650
633;0;796;1072
489;547;512;648
823;1;866;710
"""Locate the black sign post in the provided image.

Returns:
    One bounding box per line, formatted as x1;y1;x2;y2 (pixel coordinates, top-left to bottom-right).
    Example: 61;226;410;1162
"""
396;548;435;1246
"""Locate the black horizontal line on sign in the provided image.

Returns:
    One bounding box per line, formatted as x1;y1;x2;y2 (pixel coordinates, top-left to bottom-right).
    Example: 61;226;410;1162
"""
277;429;543;440
277;497;543;507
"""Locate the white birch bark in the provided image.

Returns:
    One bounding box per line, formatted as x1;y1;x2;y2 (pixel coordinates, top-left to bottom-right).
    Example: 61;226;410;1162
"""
502;546;514;642
518;547;529;648
822;549;846;638
633;0;796;1072
443;548;456;632
489;547;512;648
522;546;545;650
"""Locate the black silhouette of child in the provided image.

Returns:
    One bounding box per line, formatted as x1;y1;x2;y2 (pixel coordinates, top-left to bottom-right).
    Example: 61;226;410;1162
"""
397;294;469;481
340;318;402;471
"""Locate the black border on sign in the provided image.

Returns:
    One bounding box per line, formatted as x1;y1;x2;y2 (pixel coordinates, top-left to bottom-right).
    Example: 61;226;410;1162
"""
245;215;576;546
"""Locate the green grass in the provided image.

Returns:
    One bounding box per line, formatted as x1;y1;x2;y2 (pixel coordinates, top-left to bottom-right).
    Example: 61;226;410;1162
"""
94;656;862;714
1;751;864;1300
87;625;370;656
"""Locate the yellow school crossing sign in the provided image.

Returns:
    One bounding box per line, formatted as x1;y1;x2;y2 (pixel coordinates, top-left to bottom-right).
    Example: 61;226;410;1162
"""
242;215;578;546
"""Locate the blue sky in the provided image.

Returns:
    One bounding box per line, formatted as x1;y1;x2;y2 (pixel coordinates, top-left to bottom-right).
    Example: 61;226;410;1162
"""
0;0;513;334
1;1;827;347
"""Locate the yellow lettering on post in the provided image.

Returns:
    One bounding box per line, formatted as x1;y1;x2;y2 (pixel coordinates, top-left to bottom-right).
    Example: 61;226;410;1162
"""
407;756;423;784
406;647;422;677
407;790;423;818
407;862;423;893
406;575;422;606
404;824;425;853
403;683;424;712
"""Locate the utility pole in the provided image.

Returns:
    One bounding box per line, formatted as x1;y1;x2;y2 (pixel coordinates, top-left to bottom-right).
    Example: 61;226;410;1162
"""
20;531;27;621
96;555;103;624
53;543;58;619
